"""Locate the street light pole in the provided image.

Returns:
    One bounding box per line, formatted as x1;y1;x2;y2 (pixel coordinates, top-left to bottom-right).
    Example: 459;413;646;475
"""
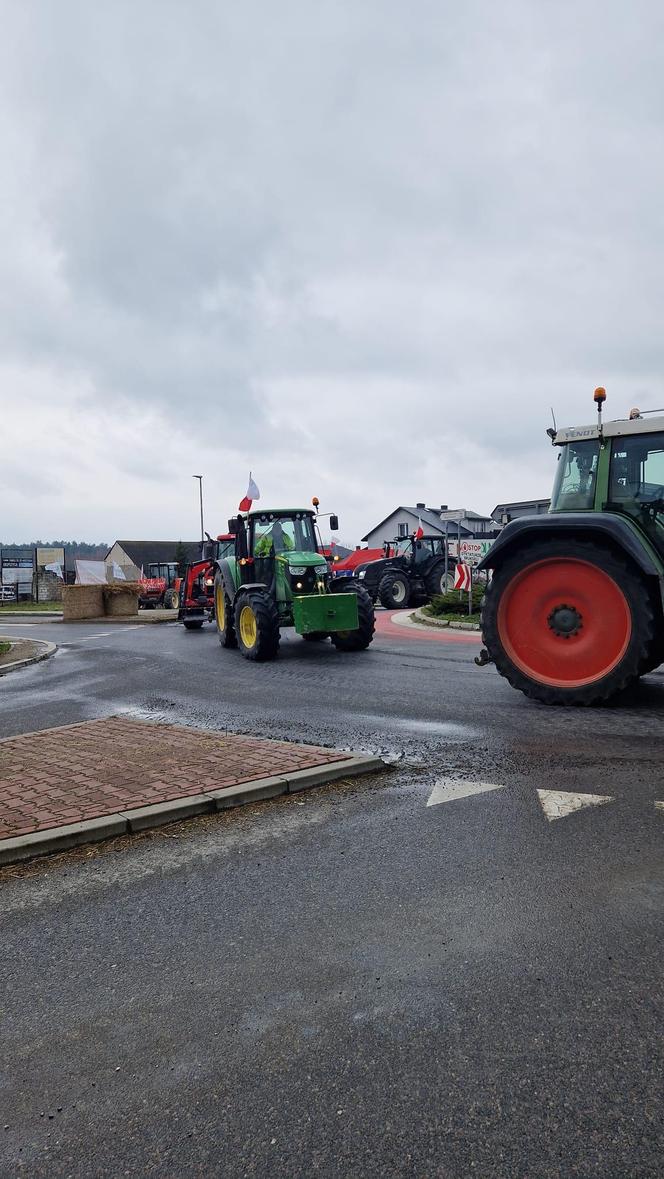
192;475;204;552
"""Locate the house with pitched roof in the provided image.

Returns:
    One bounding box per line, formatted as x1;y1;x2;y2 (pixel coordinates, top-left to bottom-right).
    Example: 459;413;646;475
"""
361;504;497;549
104;540;201;580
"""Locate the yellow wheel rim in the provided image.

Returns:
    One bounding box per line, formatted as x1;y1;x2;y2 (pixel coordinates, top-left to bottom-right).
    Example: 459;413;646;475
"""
215;583;225;630
239;604;258;648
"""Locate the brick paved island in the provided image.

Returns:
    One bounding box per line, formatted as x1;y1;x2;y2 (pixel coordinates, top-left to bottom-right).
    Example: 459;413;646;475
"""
0;718;382;864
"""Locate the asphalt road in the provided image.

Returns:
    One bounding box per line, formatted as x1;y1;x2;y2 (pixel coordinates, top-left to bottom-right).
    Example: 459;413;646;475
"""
1;616;663;1177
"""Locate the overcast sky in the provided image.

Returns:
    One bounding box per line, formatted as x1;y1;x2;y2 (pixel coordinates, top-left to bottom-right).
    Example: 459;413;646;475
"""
2;0;664;546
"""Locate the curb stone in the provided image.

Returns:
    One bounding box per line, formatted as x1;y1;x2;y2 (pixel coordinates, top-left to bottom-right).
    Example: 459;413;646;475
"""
0;753;385;866
0;639;57;677
411;609;481;632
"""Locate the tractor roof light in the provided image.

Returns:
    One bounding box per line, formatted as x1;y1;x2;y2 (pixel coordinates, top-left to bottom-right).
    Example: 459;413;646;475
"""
593;386;607;435
629;407;641;420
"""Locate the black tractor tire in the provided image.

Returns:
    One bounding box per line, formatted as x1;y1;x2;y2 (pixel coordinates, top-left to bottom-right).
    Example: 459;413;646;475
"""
163;589;179;609
378;570;411;609
481;537;656;706
214;573;237;649
183;620;204;630
331;583;375;651
424;563;449;598
303;632;329;642
234;589;280;661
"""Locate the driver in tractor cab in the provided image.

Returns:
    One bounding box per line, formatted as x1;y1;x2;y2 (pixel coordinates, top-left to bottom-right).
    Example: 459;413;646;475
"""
254;520;295;557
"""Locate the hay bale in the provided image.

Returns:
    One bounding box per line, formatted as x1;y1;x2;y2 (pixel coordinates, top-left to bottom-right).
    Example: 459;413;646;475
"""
102;583;140;617
62;585;104;620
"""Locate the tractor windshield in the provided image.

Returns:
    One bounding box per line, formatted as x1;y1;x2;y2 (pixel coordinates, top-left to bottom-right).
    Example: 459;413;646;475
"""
252;513;318;556
551;440;599;511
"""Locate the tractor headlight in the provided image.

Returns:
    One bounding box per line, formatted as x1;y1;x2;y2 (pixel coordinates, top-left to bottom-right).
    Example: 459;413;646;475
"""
289;566;307;575
357;569;366;579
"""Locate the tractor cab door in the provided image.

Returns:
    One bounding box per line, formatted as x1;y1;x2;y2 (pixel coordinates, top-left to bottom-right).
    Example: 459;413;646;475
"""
413;540;431;567
608;431;664;559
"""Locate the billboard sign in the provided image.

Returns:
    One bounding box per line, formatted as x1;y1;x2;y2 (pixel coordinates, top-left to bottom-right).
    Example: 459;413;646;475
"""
37;547;65;567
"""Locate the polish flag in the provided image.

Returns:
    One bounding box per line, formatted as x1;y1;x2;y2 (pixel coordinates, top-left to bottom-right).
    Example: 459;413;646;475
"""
414;518;424;539
239;473;260;512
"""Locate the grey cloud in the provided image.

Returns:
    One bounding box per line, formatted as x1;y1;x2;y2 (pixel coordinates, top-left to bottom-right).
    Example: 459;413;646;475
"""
2;0;664;539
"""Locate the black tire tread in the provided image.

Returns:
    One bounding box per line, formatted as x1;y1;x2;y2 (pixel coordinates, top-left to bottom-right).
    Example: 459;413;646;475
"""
378;570;411;610
424;562;448;598
234;590;280;661
331;584;375;651
214;573;238;648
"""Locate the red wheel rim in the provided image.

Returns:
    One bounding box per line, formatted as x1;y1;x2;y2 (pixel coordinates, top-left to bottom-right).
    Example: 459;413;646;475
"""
497;558;632;688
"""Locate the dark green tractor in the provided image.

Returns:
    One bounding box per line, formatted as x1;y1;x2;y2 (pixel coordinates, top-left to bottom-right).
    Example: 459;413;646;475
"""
213;508;375;660
478;389;664;704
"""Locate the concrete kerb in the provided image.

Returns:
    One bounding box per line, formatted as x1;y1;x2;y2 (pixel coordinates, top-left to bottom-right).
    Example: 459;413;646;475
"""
395;609;481;633
0;754;384;866
0;639;57;677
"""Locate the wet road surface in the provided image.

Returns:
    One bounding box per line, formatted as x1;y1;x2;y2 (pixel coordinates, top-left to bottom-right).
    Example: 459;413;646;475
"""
0;618;663;1176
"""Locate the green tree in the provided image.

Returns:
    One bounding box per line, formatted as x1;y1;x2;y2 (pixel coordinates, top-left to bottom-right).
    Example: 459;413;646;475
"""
174;540;189;577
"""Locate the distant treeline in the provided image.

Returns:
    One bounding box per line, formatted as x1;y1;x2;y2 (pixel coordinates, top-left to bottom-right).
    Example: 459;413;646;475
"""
1;541;109;562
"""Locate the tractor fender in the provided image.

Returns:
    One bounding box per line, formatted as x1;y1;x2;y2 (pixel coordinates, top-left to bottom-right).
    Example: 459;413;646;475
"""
233;582;269;598
478;513;662;577
214;559;239;603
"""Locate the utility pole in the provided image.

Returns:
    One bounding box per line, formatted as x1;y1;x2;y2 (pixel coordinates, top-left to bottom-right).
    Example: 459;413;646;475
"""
192;475;204;552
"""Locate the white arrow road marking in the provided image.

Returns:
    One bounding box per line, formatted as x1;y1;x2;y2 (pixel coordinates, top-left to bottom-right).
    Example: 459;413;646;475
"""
537;789;614;822
427;779;505;807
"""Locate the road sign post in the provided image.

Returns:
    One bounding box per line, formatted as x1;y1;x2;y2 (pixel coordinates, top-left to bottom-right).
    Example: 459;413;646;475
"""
453;562;473;614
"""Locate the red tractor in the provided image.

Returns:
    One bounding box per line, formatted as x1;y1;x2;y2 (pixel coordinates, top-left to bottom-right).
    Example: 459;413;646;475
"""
177;534;235;630
138;563;180;609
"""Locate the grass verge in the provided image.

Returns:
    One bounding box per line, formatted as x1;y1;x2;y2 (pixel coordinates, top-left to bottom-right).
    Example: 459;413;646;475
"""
0;601;62;613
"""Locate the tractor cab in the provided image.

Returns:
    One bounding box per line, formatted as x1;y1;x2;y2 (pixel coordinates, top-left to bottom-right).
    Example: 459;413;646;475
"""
551;415;664;559
231;509;328;596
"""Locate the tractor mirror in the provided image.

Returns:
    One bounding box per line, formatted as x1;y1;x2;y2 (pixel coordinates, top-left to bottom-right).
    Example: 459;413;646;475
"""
228;517;240;534
330;514;339;531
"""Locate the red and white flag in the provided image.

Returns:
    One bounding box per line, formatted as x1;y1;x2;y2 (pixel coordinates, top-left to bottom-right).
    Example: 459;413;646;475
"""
414;517;424;540
239;473;260;512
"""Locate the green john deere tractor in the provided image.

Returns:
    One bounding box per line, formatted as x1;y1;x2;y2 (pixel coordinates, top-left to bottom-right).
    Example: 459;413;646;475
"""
213;507;375;660
478;388;664;705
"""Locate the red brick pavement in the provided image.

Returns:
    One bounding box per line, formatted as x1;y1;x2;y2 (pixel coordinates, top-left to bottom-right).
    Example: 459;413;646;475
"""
0;718;351;839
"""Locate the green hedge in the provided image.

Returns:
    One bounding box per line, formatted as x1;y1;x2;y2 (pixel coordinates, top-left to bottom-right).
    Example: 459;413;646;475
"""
428;585;484;617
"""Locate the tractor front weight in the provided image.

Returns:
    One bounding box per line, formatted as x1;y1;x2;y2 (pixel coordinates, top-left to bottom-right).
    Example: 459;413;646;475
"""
292;592;359;636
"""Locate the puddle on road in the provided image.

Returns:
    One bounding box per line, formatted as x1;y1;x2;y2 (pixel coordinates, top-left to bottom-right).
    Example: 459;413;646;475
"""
350;714;481;742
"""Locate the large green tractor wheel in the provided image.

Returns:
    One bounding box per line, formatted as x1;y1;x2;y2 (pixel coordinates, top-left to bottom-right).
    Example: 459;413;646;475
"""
234;590;280;661
481;538;655;705
378;570;411;609
331;584;375;651
214;573;237;649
